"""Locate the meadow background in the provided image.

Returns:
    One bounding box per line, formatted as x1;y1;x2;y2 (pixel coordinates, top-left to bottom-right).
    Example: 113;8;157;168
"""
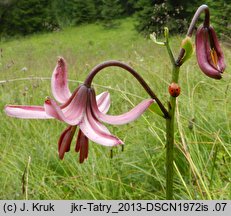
0;1;230;200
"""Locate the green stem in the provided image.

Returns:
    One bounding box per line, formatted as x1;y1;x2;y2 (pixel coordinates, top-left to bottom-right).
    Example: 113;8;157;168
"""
165;31;180;199
165;42;176;67
166;66;180;199
166;105;175;199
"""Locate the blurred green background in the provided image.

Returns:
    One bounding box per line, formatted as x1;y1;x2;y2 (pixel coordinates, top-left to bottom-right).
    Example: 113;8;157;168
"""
0;0;230;38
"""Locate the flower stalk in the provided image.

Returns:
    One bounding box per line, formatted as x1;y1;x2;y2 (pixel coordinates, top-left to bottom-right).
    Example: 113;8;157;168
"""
166;66;180;200
84;60;170;119
164;28;180;199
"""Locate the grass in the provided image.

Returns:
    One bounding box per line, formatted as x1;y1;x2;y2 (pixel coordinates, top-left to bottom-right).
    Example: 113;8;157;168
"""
0;18;230;200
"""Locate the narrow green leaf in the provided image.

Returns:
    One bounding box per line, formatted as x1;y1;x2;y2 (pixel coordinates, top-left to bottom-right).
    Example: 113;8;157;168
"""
150;32;165;46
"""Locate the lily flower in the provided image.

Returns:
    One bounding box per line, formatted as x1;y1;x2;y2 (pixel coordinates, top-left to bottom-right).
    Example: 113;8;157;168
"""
5;57;154;163
5;58;113;163
195;25;226;79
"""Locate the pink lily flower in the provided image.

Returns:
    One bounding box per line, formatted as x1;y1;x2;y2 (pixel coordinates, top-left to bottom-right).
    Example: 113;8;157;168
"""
195;25;226;79
5;57;154;163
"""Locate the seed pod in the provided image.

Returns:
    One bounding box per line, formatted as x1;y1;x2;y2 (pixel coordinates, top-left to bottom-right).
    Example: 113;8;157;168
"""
168;83;181;97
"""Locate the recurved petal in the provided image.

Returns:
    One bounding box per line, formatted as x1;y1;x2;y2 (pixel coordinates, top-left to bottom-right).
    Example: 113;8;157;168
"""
44;85;88;125
51;57;72;104
196;25;222;79
90;88;154;125
96;91;110;114
58;126;77;159
80;102;123;147
5;105;53;119
75;129;89;163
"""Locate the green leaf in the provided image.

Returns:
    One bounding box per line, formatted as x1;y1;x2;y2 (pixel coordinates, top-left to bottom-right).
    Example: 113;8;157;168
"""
180;36;194;64
149;103;165;118
150;32;165;46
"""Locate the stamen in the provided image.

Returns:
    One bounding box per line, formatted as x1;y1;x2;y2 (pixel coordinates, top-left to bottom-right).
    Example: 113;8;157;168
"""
210;48;219;69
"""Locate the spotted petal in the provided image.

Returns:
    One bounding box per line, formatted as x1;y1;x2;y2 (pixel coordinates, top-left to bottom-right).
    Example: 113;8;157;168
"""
5;105;52;119
44;85;88;125
90;89;154;125
51;57;71;103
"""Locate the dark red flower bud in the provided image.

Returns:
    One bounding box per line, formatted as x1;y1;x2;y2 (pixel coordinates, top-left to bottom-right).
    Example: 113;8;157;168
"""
196;25;226;79
168;83;181;97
